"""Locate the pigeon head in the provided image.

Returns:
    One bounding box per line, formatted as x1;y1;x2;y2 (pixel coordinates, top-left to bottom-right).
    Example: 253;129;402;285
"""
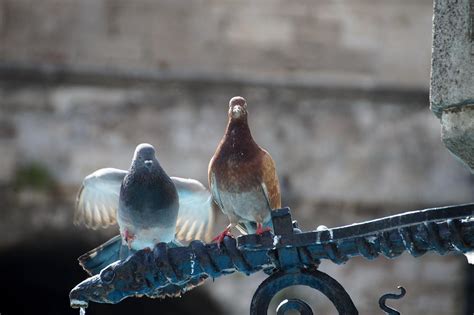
132;143;157;171
228;96;248;120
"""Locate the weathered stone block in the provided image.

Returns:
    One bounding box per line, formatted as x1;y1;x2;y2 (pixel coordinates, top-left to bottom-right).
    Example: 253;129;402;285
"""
0;139;16;182
430;0;474;117
441;105;474;170
0;0;433;89
430;0;474;171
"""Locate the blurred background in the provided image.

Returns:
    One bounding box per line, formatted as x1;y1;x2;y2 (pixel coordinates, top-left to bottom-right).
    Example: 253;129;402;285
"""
0;0;473;314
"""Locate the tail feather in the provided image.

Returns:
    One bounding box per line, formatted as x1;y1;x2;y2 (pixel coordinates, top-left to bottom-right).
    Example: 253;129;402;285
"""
78;235;130;276
170;239;183;247
237;219;273;235
78;236;184;275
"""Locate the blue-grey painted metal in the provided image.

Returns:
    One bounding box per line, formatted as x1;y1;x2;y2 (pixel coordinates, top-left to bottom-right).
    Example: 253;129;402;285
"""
276;298;313;315
70;203;474;314
251;269;357;315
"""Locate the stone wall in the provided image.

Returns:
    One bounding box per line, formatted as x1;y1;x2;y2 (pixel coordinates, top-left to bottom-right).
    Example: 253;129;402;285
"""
430;0;474;171
0;0;433;89
0;0;472;314
1;78;472;314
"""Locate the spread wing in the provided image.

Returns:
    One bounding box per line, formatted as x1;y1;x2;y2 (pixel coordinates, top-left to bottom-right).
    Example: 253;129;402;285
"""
74;168;127;229
173;177;215;242
74;170;215;242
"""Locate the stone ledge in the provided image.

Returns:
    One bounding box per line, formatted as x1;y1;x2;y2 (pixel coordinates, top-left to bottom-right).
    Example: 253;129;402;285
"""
441;104;474;172
430;0;474;118
430;0;474;171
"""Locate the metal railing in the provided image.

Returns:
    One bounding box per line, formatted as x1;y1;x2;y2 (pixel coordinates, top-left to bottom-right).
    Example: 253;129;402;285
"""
70;204;474;314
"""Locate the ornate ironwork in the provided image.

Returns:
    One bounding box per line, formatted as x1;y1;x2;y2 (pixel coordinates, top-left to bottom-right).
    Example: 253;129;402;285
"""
70;203;474;314
276;298;313;315
378;286;406;315
250;268;357;315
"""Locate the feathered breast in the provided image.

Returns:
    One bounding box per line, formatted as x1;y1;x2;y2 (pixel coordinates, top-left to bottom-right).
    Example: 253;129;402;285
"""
121;168;178;213
210;123;273;191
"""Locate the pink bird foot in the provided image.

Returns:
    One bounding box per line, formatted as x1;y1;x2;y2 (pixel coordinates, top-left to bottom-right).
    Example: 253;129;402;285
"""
256;223;271;235
212;228;233;244
124;230;135;248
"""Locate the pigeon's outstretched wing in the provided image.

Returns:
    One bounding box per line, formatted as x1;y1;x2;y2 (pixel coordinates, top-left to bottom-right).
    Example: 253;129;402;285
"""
173;177;215;242
74;168;127;229
75;170;214;242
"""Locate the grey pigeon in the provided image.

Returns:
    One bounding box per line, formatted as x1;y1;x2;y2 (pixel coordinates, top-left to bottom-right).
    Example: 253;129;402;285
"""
74;143;214;275
117;143;178;249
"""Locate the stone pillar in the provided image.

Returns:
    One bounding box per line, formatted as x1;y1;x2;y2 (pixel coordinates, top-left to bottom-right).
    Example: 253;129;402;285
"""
430;0;474;171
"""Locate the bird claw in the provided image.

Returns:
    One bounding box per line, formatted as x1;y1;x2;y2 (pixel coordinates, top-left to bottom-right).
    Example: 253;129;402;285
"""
124;230;135;249
255;226;272;235
212;229;233;245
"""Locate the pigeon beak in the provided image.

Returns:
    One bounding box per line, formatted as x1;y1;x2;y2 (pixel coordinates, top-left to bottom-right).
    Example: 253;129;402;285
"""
144;160;153;171
232;105;243;118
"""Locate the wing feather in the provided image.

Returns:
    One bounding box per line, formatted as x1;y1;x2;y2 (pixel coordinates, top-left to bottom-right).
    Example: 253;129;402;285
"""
261;151;281;209
209;172;224;211
177;220;190;239
74;171;215;241
185;221;198;241
195;222;205;241
172;177;215;242
74;168;127;229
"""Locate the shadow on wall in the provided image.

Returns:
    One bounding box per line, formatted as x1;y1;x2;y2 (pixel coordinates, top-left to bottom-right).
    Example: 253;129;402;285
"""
0;237;223;315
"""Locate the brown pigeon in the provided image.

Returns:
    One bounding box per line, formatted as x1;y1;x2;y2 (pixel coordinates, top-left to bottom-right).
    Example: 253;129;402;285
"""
208;96;281;242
